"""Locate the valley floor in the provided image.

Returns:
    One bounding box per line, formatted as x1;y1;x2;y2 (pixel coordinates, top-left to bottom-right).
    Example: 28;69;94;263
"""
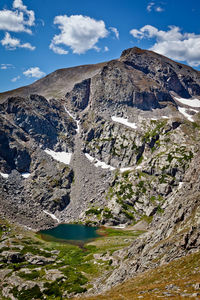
1;218;200;299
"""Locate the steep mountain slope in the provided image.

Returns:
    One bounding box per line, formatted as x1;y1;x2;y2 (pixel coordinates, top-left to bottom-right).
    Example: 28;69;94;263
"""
0;47;200;298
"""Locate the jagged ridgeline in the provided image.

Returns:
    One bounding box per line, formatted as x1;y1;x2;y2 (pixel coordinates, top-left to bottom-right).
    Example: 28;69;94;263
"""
0;47;200;297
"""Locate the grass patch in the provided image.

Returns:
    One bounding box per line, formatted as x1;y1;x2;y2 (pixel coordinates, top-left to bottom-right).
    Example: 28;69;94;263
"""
17;270;41;280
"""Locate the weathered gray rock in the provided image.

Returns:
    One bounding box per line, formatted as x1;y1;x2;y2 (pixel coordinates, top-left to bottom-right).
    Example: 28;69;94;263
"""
1;251;24;263
25;254;55;265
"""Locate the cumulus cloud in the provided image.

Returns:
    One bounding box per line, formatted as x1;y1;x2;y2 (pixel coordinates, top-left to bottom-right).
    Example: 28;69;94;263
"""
130;25;200;67
147;2;154;12
49;43;68;55
13;0;35;26
50;14;108;54
23;67;45;78
11;75;20;82
110;27;119;39
1;32;35;50
0;63;14;69
155;6;164;12
104;46;109;52
147;2;164;12
0;0;35;34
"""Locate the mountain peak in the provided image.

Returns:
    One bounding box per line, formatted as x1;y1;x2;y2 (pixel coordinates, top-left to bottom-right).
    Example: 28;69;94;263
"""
120;46;146;57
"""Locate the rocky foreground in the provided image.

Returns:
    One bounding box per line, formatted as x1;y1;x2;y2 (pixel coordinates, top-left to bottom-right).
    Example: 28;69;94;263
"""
0;47;200;298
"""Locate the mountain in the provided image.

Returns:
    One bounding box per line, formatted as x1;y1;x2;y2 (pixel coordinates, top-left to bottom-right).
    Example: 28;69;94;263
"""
0;47;200;299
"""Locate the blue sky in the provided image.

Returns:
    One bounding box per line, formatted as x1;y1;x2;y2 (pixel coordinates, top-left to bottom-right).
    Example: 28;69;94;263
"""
0;0;200;93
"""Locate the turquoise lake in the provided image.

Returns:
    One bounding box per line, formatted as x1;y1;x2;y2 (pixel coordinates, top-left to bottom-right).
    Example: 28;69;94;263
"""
39;224;100;245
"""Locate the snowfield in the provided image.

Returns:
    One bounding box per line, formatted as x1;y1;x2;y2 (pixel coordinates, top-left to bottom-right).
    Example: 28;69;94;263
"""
85;153;138;173
178;107;198;122
21;173;31;179
111;116;137;129
175;97;200;108
44;149;72;165
0;172;9;178
85;153;116;171
119;167;133;172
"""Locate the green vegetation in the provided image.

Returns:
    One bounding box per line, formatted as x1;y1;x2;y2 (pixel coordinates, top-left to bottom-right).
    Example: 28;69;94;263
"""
85;207;103;216
11;285;43;300
85;207;113;220
102;227;143;237
167;146;193;167
20;244;52;257
18;270;41;280
142;120;167;143
103;207;113;219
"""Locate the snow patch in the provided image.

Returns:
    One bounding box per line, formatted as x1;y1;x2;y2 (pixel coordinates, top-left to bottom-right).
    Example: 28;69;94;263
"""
85;153;137;173
111;116;137;129
44;149;72;165
95;160;116;171
21;173;31;179
85;153;95;162
43;210;60;222
178;182;184;189
151;116;168;121
24;225;33;230
85;153;116;171
75;120;80;133
120;165;142;173
178;107;197;122
120;167;133;173
175;97;200;108
64;106;80;133
136;165;142;170
0;172;9;178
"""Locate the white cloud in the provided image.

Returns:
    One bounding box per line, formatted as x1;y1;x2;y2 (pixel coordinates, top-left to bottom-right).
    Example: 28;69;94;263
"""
0;63;14;69
1;32;35;50
50;14;108;54
23;67;45;78
110;27;119;39
49;43;68;55
104;46;109;52
0;0;35;34
147;2;154;12
130;25;200;67
155;6;164;12
13;0;35;27
130;25;158;39
147;2;164;12
11;75;20;82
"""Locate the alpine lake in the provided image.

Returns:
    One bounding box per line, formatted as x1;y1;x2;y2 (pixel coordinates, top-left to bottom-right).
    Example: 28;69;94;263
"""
39;224;102;246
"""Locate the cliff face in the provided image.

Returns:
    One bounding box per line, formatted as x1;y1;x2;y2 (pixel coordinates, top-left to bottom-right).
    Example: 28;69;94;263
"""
0;47;200;294
0;95;76;228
